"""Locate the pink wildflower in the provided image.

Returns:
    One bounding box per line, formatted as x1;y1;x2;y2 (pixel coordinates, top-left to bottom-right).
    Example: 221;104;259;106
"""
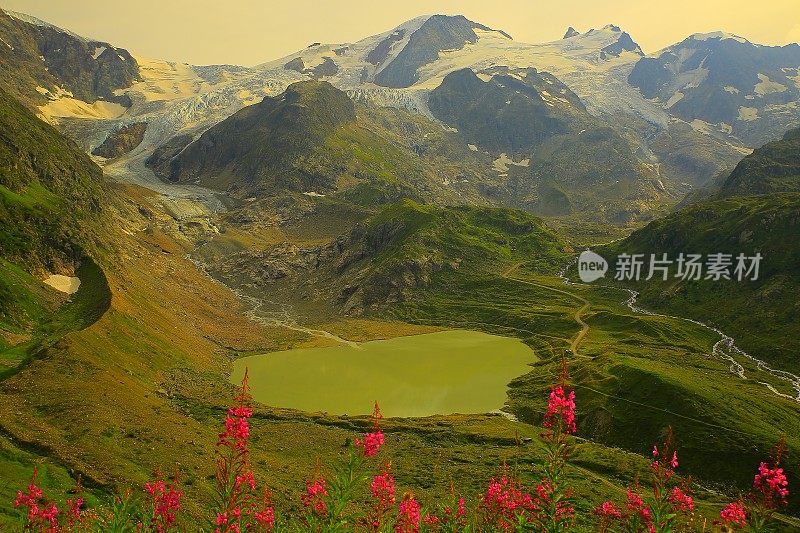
356;402;385;457
371;469;396;505
481;477;537;530
544;385;576;434
625;488;653;527
302;478;328;516
396;494;421;533
719;501;747;528
754;462;789;507
254;506;275;529
595;501;622;519
668;486;694;512
356;431;385;458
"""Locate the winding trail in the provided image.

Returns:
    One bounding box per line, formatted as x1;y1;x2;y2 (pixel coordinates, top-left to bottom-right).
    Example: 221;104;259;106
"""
555;254;800;403
187;256;361;349
501;262;590;356
235;290;362;349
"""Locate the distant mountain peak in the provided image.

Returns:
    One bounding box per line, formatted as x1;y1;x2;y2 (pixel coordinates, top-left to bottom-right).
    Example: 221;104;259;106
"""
427;14;513;39
563;27;580;39
4;9;90;42
688;31;750;44
374;14;511;88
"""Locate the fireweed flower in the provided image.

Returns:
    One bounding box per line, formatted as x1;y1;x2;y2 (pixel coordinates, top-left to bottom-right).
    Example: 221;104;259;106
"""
213;369;276;533
143;473;183;530
371;468;396;505
719;501;748;527
356;431;385;458
625;488;652;526
13;469;67;529
481;476;537;530
356;402;385;457
754;461;789;506
544;385;576;434
302;477;329;516
595;501;622;519
254;506;276;529
668;486;694;512
396;493;421;533
423;513;441;526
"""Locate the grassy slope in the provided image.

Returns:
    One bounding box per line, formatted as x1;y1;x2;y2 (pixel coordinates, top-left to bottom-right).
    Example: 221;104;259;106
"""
0;87;102;271
1;185;768;531
390;262;800;514
198;188;800;520
720;126;800;196
602;193;800;374
0;184;284;523
363;200;570;272
0;75;796;530
0;258;110;376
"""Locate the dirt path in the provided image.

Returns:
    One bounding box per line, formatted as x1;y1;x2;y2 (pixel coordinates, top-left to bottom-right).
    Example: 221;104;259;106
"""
501;262;590;356
187;256;361;349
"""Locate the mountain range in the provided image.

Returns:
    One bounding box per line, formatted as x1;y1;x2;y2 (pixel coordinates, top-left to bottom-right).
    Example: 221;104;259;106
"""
3;11;797;222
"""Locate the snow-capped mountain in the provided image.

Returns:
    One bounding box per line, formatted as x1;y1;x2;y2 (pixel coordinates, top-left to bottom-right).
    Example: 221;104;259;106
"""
629;32;800;146
1;9;795;201
0;8;140;119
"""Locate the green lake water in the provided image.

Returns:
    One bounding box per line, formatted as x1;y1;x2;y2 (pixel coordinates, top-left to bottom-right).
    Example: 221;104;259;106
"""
231;330;536;417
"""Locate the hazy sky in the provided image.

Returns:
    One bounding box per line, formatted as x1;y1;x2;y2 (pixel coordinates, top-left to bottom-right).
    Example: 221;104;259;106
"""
3;0;800;66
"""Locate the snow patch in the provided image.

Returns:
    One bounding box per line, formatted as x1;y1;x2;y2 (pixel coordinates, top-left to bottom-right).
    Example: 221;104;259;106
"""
302;191;326;197
689;31;748;43
92;46;107;59
492;153;530;172
0;36;13;50
665;91;684;108
690;119;714;135
737;106;759;121
468;144;479;152
44;275;80;294
723;85;740;94
127;57;210;102
38;97;126;122
754;73;787;96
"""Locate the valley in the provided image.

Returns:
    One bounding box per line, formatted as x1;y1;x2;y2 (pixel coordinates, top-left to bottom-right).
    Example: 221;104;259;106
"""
1;5;799;531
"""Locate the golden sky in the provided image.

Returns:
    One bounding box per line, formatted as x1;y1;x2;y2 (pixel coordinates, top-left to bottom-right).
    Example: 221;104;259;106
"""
3;0;800;66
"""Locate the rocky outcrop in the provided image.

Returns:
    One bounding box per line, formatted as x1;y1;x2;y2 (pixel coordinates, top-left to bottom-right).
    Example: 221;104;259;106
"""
283;57;305;73
309;57;338;78
92;122;147;159
366;29;405;66
144;134;193;180
599;31;643;58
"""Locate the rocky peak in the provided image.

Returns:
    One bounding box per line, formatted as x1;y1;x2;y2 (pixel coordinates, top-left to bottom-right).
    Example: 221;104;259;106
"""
374;14;511;88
